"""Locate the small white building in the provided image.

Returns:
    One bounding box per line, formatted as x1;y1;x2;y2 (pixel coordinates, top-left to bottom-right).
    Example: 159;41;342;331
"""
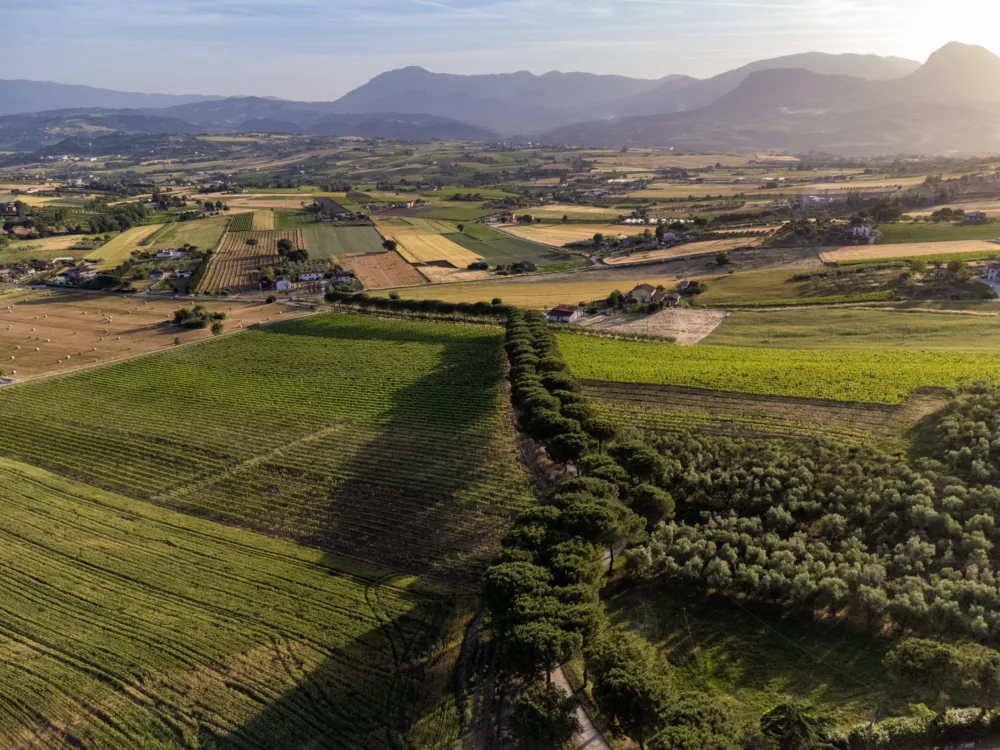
275;278;293;292
298;272;325;282
155;249;185;260
546;305;583;324
851;225;875;239
629;284;656;304
985;263;1000;284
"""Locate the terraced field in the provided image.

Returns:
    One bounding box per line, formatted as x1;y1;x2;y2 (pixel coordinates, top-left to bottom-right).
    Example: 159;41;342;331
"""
557;333;1000;404
200;230;304;293
0;313;534;582
0;457;460;749
584;381;943;445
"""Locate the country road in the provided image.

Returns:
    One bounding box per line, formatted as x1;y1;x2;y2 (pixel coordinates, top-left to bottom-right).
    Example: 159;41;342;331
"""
552;666;611;750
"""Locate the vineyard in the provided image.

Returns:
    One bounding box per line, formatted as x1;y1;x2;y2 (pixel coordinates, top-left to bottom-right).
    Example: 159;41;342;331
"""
583;380;943;445
199;230;305;294
0;313;534;582
227;212;254;232
0;457;460;749
557;333;1000;404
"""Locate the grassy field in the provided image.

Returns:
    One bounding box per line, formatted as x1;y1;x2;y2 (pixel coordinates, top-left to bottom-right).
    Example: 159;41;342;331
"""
447;232;577;268
556;333;1000;403
0;457;461;749
251;209;276;231
0;234;96;263
303;225;385;257
878;221;1000;244
84;225;166;270
145;217;228;253
604;238;764;266
610;581;917;736
0;313;534;581
704;305;1000;350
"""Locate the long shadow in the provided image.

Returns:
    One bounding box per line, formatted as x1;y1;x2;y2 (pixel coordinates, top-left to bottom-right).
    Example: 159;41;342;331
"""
215;569;460;749
255;318;525;586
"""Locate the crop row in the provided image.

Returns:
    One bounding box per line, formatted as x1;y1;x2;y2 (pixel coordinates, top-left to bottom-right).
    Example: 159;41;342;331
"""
0;457;456;749
557;333;1000;404
0;313;535;582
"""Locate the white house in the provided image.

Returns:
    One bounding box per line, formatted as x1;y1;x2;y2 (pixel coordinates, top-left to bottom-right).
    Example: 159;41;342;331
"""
298;272;325;282
546;305;583;324
155;249;185;260
985;263;1000;284
275;278;293;292
628;283;656;304
851;225;875;239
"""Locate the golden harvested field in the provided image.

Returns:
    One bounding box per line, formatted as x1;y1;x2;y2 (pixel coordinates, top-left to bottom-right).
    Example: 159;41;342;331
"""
218;196;319;209
200;230;304;293
0;235;92;259
375;218;482;266
819;240;1000;263
0;192;62;207
521;204;619;217
341;251;428;289
501;223;646;247
251;209;275;230
84;224;166;270
604;237;765;265
0;290;303;380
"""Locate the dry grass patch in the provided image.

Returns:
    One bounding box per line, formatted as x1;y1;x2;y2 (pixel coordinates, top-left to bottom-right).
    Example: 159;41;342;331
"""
819;240;1000;263
0;290;305;380
83;225;166;270
501;223;643;247
604;237;764;266
376;219;482;266
341;251;428;290
251;209;276;231
577;308;729;344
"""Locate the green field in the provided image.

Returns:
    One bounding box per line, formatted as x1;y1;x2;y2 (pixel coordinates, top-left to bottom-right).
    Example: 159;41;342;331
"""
275;210;319;229
303;225;385;257
705;305;1000;349
0;313;534;581
145;217;229;253
84;225;167;270
415;206;495;222
0;235;96;264
611;582;916;736
557;333;1000;403
0;457;459;748
227;212;253;232
879;221;1000;244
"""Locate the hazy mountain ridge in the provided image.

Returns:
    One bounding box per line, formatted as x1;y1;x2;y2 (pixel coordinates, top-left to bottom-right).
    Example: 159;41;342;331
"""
0;80;222;117
535;43;1000;155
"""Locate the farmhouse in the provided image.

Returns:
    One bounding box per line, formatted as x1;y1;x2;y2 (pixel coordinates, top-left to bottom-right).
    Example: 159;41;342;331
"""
546;305;583;324
985;263;1000;284
331;270;357;285
155;249;185;260
965;211;988;225
298;272;325;282
275;278;293;292
851;224;875;239
628;283;656;303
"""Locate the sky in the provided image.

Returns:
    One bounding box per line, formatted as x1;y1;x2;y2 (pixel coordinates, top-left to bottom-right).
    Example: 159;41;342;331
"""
1;0;998;100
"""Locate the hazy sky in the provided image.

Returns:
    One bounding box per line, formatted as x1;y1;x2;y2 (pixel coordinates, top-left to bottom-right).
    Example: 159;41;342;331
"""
2;0;997;100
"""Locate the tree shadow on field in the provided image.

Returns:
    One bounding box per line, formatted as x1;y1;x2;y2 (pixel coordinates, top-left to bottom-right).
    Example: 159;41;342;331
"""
213;572;460;750
256;319;526;586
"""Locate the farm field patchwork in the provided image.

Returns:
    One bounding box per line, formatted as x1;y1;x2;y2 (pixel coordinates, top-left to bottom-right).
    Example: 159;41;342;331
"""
556;333;1000;403
877;221;1000;244
445;232;576;268
84;224;166;270
375;219;481;266
341;251;428;289
0;290;302;379
500;223;647;247
0;313;534;581
0;234;95;263
0;457;460;749
603;237;764;265
704;305;1000;350
200;230;304;294
820;239;1000;263
302;225;386;258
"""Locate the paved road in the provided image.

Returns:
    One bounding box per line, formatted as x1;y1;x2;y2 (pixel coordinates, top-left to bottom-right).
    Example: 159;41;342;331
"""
552;666;611;750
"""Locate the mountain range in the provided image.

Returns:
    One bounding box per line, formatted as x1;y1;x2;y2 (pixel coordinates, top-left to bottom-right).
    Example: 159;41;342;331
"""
2;44;998;155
